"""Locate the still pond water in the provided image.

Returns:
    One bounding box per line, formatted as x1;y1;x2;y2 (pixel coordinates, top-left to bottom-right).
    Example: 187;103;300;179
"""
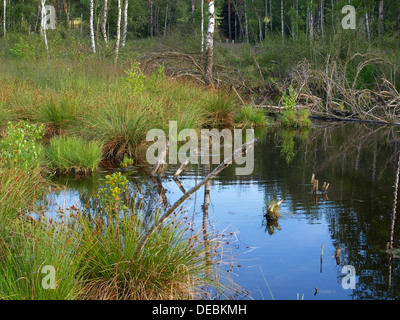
45;121;400;300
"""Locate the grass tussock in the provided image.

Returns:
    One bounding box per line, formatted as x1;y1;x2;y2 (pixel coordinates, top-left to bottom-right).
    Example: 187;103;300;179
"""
77;207;225;300
235;106;270;128
46;136;104;175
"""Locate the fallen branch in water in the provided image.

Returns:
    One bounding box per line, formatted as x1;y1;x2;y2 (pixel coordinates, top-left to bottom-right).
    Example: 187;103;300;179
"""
136;138;258;255
149;141;169;178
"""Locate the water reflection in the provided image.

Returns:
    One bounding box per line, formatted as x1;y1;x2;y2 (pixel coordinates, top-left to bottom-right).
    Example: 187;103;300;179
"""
45;121;400;300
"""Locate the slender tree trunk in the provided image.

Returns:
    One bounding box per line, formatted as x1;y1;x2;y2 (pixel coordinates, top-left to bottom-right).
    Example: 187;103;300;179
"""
365;10;371;40
320;0;325;38
398;5;400;33
378;0;384;38
102;0;108;45
201;0;204;52
244;1;249;42
90;0;96;53
398;6;400;33
264;0;268;39
62;0;69;23
281;0;284;38
41;0;49;51
148;0;153;38
122;0;129;48
114;0;122;63
191;0;195;23
204;0;215;86
296;0;299;38
270;0;272;32
3;0;5;38
164;4;168;38
228;0;232;42
310;0;314;40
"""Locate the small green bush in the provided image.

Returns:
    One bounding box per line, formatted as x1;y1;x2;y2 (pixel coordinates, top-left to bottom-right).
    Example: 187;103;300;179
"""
0;121;44;170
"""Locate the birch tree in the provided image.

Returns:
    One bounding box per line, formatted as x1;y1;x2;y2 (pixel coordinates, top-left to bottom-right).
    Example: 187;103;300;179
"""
204;0;215;86
378;0;384;38
122;0;129;48
90;0;96;53
41;0;49;51
102;0;109;45
114;0;122;63
3;0;5;38
320;0;325;38
201;0;204;52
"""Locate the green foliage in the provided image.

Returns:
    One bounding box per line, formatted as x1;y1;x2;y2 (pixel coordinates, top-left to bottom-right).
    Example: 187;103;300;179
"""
203;92;237;127
37;94;81;130
120;154;134;168
280;130;296;164
282;85;297;111
124;61;147;95
46;136;103;174
76;102;147;162
0;121;44;170
236;105;270;128
76;204;224;299
9;37;35;60
0;218;83;300
278;109;312;130
277;86;311;130
96;172;129;214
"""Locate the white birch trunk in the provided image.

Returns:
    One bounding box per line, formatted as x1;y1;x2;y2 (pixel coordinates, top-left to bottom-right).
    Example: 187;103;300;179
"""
3;0;5;38
378;0;384;38
365;10;371;40
114;0;122;63
320;0;325;38
41;0;49;51
122;0;129;48
204;0;215;86
164;4;168;38
90;0;96;53
201;0;204;52
102;0;109;45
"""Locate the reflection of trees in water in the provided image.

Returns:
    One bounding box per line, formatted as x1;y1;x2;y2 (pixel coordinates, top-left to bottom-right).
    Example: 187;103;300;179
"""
272;122;400;299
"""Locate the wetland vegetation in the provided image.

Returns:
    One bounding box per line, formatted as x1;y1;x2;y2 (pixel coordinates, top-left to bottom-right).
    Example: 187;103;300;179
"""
0;0;400;300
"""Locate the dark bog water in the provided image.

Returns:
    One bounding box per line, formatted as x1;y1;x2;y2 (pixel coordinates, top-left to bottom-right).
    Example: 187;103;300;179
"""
45;121;400;300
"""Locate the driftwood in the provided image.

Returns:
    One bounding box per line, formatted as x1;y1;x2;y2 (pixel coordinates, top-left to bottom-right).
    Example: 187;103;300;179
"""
287;56;400;124
136;138;258;255
149;141;169;178
173;160;189;179
311;173;329;195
